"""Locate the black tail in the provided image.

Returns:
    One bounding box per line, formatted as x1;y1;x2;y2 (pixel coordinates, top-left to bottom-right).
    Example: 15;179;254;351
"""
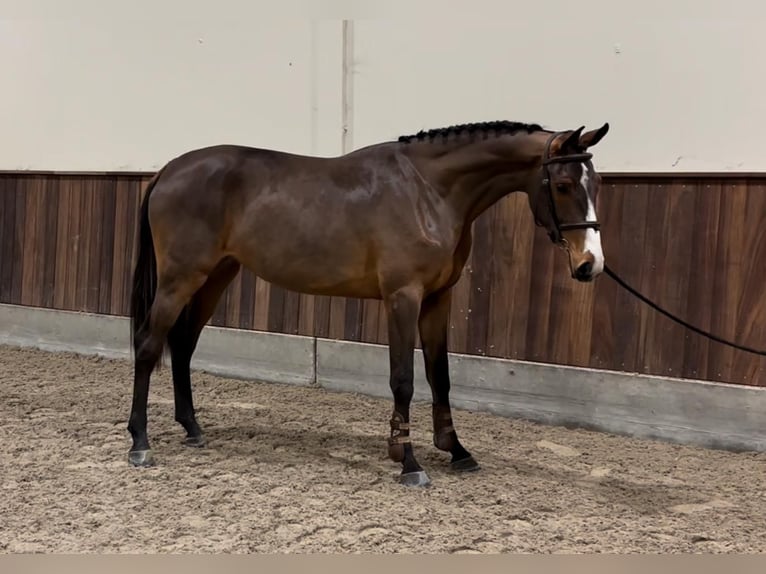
129;167;166;356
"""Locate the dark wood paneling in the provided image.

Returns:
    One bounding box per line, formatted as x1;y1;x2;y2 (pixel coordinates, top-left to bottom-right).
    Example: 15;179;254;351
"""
1;172;765;387
10;179;26;306
297;293;315;337
465;212;492;355
42;179;61;310
265;285;286;333
0;178;13;302
611;182;651;373
238;269;256;330
588;181;624;370
313;295;331;339
20;177;43;307
524;213;557;363
343;297;363;342
252;277;270;332
493;194;536;360
282;290;301;336
681;181;722;381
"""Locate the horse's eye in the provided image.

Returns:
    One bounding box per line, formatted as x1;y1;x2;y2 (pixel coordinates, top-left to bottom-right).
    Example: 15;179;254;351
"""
556;183;569;194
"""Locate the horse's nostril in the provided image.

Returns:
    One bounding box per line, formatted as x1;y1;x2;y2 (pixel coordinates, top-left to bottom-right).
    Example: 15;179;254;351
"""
575;261;593;281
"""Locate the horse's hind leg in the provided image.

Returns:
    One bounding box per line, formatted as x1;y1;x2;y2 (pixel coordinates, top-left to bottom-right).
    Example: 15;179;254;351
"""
167;256;241;448
418;288;479;472
128;270;208;467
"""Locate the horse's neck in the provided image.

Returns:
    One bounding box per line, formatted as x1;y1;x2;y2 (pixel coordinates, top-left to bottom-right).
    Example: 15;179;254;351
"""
410;132;545;223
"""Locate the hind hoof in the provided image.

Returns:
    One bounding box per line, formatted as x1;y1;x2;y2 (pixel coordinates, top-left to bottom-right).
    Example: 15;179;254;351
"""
128;449;155;467
399;470;431;488
451;455;480;473
184;435;206;448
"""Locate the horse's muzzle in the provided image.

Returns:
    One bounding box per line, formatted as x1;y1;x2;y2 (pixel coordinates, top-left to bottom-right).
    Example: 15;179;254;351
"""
574;260;595;282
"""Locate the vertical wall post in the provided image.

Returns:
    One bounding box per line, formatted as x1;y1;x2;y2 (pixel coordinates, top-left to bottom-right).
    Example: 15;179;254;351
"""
341;19;355;154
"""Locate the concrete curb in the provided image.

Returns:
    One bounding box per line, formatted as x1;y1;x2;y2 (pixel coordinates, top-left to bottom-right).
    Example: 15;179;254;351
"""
3;303;766;453
0;304;315;387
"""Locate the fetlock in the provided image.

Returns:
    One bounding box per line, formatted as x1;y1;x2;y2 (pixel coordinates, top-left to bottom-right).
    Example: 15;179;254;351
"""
432;405;456;451
387;411;410;462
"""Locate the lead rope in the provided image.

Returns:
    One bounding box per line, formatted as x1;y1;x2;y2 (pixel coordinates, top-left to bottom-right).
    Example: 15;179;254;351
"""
602;263;766;357
536;133;760;355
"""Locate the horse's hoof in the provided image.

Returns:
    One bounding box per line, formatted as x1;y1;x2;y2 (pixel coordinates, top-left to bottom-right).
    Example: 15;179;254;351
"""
128;449;155;467
184;435;206;448
399;470;431;488
451;455;480;472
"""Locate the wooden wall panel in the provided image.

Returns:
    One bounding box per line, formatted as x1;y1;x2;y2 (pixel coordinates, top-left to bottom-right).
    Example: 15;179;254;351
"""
524;215;557;363
20;177;43;307
1;172;765;387
681;181;722;381
238;269;255;331
587;180;624;370
486;194;535;360
11;179;26;305
739;181;766;383
0;178;14;303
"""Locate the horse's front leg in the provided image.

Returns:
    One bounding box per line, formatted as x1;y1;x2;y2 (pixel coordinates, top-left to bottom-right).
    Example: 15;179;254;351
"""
418;287;479;472
384;285;430;487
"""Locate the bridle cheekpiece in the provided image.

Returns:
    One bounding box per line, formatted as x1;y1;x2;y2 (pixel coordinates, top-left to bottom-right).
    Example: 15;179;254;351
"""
537;131;601;244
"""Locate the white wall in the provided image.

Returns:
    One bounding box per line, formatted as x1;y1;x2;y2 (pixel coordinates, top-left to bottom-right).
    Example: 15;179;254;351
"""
1;1;765;172
0;16;344;170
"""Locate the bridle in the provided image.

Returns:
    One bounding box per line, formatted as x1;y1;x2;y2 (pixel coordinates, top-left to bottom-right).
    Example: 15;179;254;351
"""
535;133;766;359
536;131;601;245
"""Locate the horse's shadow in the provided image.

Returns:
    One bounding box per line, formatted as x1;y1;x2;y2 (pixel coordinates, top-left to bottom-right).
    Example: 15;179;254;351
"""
187;420;409;468
169;420;706;515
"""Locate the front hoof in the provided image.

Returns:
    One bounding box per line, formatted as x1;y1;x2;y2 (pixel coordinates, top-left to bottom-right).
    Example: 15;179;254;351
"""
399;470;431;488
450;455;480;473
184;435;206;448
128;449;155;467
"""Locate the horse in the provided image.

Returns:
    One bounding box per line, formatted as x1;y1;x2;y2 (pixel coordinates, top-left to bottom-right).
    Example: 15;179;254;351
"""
127;119;610;487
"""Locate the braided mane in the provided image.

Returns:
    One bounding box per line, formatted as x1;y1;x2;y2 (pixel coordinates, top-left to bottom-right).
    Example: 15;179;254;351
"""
398;120;545;144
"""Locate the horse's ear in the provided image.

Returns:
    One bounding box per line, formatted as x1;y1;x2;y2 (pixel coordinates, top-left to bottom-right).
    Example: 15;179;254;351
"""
579;122;610;149
559;126;585;153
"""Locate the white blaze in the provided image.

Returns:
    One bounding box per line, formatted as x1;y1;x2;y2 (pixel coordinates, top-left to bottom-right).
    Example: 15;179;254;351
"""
580;163;604;274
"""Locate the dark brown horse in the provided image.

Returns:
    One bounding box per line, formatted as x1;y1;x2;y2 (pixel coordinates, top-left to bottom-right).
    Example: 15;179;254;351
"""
128;120;610;487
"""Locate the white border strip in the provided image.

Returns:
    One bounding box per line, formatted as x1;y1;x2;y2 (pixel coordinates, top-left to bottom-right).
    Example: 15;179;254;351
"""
2;303;766;453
